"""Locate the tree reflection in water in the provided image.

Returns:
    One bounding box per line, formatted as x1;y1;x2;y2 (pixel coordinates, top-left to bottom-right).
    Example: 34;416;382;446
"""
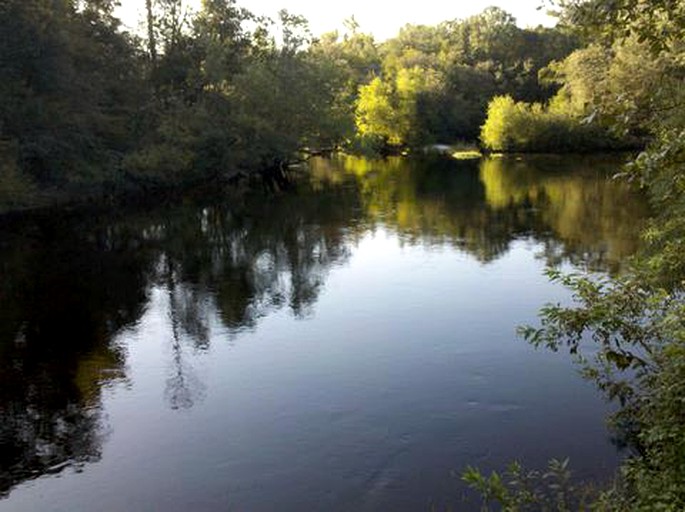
310;154;648;272
0;217;146;496
0;154;647;497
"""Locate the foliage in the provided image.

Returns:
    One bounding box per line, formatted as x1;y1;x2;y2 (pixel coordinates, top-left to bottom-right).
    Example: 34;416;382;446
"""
309;26;381;146
130;3;341;182
545;37;669;138
0;0;145;188
355;77;403;147
0;0;363;206
518;268;685;509
501;1;685;509
479;27;669;153
0;2;584;205
555;0;685;53
350;7;578;150
462;458;599;511
480;95;626;153
354;68;445;148
0;144;34;211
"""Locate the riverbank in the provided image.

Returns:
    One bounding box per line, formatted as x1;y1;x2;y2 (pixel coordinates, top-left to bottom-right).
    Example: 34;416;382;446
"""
0;164;269;219
0;150;639;220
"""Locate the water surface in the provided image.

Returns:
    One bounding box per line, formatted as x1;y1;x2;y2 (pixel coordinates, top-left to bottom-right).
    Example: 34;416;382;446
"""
0;155;647;510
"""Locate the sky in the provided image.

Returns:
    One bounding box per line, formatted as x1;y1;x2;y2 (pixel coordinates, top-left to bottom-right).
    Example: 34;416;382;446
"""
115;0;557;41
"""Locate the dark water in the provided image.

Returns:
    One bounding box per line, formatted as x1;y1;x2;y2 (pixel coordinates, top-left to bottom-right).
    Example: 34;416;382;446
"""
0;155;647;511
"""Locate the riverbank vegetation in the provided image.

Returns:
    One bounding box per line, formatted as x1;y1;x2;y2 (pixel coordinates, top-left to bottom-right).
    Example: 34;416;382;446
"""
464;0;685;510
1;0;582;212
0;0;345;209
3;1;675;213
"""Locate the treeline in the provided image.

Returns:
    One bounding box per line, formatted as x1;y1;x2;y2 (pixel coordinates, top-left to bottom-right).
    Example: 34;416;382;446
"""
0;0;666;210
349;8;577;150
0;1;581;209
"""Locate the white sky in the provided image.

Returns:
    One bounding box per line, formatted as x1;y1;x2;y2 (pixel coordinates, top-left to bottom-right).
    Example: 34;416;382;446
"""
115;0;557;41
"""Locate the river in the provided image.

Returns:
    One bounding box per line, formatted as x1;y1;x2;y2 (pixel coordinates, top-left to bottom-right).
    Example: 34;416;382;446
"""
0;154;647;511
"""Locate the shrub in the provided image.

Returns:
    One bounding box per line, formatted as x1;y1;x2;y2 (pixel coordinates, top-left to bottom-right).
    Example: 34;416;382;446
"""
480;95;632;153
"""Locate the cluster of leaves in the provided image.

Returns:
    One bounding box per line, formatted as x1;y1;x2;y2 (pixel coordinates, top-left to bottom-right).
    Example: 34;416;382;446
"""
516;271;685;511
0;0;145;190
554;0;685;53
124;2;347;186
0;1;589;205
522;141;685;509
479;30;666;153
462;458;600;511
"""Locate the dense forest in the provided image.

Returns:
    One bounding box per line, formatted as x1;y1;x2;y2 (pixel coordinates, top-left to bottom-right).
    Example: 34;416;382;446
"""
1;0;582;210
0;1;675;210
2;0;685;509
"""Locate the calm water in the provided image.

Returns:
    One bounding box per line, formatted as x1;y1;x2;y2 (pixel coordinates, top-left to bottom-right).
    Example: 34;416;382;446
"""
0;155;647;511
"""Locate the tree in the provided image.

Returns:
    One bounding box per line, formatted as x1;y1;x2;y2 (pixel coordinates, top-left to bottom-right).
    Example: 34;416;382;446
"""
146;0;157;62
0;0;145;187
355;77;404;146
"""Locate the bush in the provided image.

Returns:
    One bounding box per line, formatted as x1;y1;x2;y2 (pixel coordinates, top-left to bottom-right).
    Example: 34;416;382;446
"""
480;95;631;153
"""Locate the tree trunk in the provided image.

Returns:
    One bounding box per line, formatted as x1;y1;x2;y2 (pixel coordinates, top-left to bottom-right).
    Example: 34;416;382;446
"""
146;0;156;64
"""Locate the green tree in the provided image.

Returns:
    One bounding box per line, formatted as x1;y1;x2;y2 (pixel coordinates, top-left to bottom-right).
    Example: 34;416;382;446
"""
355;77;402;147
309;26;381;146
350;8;578;147
0;0;145;189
